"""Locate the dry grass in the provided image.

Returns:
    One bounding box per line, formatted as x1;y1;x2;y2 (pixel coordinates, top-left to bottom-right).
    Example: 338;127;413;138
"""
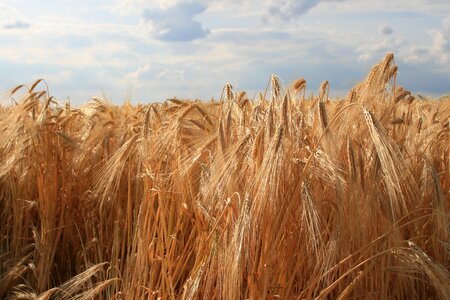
0;54;449;299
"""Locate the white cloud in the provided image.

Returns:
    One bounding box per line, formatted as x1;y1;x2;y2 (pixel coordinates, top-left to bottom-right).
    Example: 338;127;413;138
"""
267;0;321;18
0;3;31;30
139;1;209;42
356;15;450;72
356;37;406;62
3;20;30;29
0;39;132;68
125;64;152;81
113;0;211;42
157;69;186;81
313;0;450;15
42;70;73;84
427;16;450;64
112;0;181;15
401;16;449;66
403;47;430;64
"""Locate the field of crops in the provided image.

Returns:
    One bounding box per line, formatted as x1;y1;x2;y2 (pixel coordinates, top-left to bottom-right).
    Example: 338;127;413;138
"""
0;54;449;299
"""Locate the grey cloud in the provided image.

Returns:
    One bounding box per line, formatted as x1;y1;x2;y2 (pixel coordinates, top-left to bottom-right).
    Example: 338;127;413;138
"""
398;63;450;95
2;20;30;29
142;1;209;42
267;0;343;20
412;47;429;56
380;25;393;35
268;0;320;19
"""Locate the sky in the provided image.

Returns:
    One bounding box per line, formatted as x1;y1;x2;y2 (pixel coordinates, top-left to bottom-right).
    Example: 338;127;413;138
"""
0;0;449;104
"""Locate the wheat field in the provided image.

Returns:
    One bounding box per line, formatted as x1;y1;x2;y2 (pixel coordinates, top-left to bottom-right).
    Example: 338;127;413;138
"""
0;54;449;299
